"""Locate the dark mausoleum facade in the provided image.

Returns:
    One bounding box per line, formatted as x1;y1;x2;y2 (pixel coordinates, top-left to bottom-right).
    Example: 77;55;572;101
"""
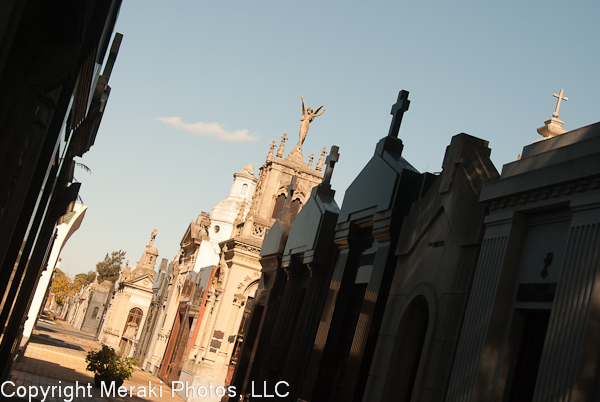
226;90;600;402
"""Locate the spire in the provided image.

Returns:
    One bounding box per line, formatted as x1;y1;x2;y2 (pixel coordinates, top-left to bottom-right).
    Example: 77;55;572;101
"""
316;147;327;171
307;153;314;169
266;140;276;162
131;231;158;280
121;261;131;281
233;201;247;227
276;133;288;158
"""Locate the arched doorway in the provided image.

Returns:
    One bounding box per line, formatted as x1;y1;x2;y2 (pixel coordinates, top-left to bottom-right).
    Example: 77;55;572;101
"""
119;307;144;357
225;281;259;385
383;296;429;402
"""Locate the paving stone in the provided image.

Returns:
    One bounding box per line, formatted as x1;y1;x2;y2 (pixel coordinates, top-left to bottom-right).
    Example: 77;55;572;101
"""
7;320;184;402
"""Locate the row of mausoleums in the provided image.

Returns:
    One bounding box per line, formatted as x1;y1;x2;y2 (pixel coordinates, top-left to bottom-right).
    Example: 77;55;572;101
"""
70;89;600;402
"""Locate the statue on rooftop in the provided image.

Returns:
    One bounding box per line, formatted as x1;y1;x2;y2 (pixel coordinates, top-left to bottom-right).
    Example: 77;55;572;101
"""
298;96;325;147
149;229;157;246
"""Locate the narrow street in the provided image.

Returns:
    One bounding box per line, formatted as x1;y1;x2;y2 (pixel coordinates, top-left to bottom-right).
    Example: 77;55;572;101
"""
4;317;184;402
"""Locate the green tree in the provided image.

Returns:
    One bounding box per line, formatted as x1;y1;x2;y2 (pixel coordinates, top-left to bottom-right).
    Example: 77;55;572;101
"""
96;250;126;283
51;269;77;306
74;270;97;291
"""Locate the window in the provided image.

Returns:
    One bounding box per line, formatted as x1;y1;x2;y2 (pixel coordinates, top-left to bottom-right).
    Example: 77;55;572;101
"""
271;194;286;219
124;308;143;333
241;184;248;195
290;199;302;222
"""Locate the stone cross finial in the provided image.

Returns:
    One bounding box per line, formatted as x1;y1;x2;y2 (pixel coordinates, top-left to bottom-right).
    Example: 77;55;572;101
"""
276;133;288;158
537;89;569;139
149;229;157;246
322;146;340;186
307;153;314;169
316;147;327;171
266;140;276;162
388;90;410;138
552;89;568;118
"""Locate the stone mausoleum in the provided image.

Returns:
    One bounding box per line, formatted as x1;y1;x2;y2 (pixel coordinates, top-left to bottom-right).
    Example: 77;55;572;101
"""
225;89;600;402
100;230;158;357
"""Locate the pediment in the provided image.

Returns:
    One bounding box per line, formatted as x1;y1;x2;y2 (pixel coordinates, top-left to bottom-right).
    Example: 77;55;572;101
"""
122;274;154;290
396;134;498;255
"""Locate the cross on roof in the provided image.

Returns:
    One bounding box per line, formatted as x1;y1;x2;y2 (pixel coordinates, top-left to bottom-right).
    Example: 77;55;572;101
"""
388;90;410;138
552;89;568;118
322;145;340;186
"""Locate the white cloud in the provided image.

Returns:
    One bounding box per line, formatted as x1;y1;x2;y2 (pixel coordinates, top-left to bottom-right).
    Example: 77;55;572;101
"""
157;116;258;142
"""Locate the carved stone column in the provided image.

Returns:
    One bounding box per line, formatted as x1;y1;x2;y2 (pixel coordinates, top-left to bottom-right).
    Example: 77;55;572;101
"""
191;290;215;362
221;294;244;355
447;211;527;401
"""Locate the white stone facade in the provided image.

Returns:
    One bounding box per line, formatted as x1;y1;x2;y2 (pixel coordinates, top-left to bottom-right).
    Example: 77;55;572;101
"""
99;231;157;357
146;166;257;377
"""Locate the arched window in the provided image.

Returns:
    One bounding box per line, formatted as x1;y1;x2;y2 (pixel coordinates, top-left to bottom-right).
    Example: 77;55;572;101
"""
91;307;99;319
271;194;286;219
290;199;302;222
124;308;143;333
241;184;248;195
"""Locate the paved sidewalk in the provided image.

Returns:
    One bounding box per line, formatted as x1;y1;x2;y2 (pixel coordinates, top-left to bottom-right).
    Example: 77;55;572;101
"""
4;319;184;402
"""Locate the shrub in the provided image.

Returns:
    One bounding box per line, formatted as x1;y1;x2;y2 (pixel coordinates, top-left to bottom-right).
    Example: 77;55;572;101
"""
85;345;137;381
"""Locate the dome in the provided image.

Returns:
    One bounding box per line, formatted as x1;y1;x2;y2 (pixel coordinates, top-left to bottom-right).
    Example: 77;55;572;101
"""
238;164;255;176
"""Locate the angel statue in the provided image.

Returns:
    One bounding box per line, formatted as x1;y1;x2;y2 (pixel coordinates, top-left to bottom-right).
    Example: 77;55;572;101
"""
298;96;325;147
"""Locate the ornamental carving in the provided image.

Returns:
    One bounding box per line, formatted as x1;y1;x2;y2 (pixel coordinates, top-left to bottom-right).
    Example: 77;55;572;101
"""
236;273;260;293
235;243;261;255
233;293;245;306
252;223;267;238
486;175;600;211
248;167;267;218
235;255;259;266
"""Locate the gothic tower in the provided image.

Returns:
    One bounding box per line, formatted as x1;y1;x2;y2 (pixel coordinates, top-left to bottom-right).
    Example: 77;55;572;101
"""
177;102;330;401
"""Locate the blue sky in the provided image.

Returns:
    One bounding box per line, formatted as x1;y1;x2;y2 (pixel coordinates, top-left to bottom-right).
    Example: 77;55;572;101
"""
59;0;600;276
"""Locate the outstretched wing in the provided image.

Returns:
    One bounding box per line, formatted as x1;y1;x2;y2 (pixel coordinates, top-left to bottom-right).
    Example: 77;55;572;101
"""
301;96;306;115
